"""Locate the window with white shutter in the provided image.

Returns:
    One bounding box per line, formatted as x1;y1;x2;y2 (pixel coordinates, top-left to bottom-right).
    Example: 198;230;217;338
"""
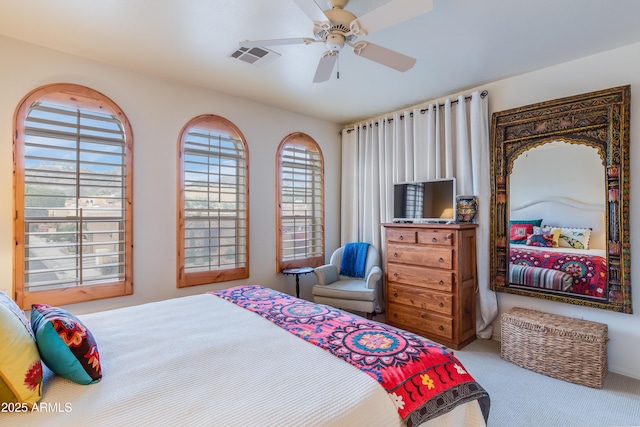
277;133;324;270
177;115;249;287
13;84;133;308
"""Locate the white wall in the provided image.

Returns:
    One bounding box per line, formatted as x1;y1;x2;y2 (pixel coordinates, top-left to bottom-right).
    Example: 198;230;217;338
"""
0;36;341;314
478;41;640;379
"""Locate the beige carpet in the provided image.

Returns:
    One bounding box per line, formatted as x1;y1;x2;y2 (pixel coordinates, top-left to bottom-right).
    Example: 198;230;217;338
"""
453;339;640;427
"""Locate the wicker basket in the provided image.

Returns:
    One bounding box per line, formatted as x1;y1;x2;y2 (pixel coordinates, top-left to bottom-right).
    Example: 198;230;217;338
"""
501;307;608;388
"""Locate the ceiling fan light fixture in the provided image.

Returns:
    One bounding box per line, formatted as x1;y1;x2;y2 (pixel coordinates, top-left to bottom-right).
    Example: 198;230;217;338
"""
326;33;345;51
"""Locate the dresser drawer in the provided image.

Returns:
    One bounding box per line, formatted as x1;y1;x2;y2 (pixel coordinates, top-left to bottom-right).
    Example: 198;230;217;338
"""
387;303;453;340
387;243;453;270
387;283;453;316
417;230;454;246
386;264;453;292
386;228;417;243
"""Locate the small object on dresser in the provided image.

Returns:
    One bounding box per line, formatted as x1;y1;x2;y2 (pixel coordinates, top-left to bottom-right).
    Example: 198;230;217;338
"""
456;195;478;223
501;307;608;388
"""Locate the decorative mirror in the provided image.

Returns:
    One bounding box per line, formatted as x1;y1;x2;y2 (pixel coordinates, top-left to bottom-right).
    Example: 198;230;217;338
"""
489;86;631;313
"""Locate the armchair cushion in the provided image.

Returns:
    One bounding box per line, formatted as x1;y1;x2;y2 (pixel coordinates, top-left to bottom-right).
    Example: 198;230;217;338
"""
314;264;339;285
312;279;377;302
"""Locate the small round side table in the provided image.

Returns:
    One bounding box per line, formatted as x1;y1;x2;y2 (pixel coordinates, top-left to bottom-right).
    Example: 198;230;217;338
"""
282;267;314;298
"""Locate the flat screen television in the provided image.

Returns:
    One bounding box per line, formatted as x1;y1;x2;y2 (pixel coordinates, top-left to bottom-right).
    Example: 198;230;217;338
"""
393;178;456;223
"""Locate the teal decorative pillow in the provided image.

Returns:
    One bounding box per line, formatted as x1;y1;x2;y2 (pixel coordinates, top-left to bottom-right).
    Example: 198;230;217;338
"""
0;292;42;406
31;304;102;385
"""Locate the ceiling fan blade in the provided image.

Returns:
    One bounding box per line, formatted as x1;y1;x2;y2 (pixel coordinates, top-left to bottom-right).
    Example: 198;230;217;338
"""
350;0;434;36
313;52;338;83
292;0;328;23
352;41;416;72
239;38;315;48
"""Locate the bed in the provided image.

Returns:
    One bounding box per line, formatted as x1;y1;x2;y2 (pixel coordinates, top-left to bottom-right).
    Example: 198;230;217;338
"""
3;285;489;426
508;196;607;298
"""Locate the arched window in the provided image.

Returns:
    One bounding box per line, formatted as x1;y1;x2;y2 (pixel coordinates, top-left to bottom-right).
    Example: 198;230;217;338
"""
177;115;249;287
276;133;324;270
13;83;133;308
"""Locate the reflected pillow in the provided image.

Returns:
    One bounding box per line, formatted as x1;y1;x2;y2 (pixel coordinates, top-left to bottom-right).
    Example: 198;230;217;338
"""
31;304;102;385
509;219;542;243
510;223;532;243
0;292;42;406
544;225;592;250
526;233;555;247
533;226;561;248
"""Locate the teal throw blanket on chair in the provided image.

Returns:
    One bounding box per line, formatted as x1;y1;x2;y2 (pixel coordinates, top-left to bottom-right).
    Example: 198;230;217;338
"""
340;242;370;278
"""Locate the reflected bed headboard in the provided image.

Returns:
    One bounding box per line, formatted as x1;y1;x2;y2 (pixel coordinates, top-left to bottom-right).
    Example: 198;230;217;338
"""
510;196;606;250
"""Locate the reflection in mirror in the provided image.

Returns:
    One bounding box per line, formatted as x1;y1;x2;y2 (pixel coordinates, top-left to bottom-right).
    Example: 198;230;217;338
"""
508;141;607;299
489;86;632;313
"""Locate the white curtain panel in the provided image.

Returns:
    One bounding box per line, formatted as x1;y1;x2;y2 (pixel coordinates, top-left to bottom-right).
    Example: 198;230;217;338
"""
340;90;498;338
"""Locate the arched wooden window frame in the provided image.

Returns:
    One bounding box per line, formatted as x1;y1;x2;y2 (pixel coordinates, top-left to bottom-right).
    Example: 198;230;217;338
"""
13;83;134;309
276;133;325;271
176;114;250;287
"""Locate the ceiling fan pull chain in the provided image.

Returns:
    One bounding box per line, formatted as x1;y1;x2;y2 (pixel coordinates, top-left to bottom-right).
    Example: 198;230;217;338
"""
337;54;340;79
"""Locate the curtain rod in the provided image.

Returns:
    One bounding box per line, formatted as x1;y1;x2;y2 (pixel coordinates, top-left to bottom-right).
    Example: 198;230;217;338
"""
344;90;488;133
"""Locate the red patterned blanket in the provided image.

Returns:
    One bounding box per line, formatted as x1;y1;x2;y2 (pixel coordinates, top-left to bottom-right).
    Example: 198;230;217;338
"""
510;247;607;297
213;285;490;426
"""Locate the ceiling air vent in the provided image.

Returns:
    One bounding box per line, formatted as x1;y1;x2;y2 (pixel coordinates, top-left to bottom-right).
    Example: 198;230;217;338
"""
230;46;280;67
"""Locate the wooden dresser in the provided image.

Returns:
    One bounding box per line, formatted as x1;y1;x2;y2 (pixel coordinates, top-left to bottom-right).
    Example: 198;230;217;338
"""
383;223;477;350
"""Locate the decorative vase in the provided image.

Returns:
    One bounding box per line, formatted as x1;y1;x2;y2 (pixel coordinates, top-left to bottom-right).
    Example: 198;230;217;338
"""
456;195;478;224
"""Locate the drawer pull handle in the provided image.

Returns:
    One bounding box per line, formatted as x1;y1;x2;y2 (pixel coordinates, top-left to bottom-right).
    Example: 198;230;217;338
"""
446;233;453;240
432;237;437;243
393;252;398;257
399;235;404;240
439;280;444;285
439;325;444;331
393;313;398;318
393;272;398;277
438;257;444;263
439;302;444;307
393;292;398;298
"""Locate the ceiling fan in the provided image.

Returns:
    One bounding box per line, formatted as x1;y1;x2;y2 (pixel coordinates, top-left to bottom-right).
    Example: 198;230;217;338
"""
239;0;434;82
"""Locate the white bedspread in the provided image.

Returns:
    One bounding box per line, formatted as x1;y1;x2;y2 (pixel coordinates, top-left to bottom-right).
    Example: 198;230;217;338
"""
1;293;485;426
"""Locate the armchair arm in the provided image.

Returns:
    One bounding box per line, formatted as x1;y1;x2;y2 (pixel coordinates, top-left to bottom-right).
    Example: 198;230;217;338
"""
314;264;339;285
365;265;382;289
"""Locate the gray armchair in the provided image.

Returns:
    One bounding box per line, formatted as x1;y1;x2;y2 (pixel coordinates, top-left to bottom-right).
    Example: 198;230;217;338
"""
312;244;382;319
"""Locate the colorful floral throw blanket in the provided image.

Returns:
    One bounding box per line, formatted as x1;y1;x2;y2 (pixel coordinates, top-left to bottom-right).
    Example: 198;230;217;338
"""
213;286;490;426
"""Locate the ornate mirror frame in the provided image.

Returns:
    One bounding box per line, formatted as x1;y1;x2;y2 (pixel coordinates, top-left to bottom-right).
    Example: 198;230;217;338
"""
489;86;632;313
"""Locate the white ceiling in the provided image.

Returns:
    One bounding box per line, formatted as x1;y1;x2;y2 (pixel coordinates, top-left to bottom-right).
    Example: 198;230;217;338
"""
2;0;640;125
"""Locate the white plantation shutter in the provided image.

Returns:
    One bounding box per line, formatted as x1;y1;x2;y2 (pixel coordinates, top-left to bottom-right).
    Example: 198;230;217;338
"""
278;135;324;269
178;115;249;287
22;101;127;292
183;131;247;272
